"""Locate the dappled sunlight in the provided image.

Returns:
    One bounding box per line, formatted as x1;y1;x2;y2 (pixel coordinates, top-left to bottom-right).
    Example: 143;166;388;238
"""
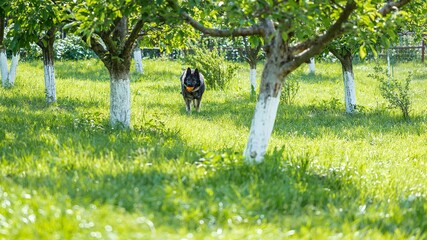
1;59;427;238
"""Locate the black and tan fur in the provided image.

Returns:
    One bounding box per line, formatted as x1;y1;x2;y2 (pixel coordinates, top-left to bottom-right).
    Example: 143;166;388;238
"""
180;68;205;113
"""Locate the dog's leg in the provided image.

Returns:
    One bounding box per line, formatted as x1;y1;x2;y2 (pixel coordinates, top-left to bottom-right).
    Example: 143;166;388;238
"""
195;98;202;112
185;99;192;113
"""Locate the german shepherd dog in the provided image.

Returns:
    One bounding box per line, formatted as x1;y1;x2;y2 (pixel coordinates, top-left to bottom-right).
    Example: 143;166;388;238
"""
181;68;205;113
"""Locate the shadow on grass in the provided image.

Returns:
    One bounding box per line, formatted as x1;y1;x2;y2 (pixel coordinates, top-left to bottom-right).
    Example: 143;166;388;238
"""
172;92;427;140
3;138;359;224
2;89;426;236
0;92;104;112
5;145;426;236
273;103;427;139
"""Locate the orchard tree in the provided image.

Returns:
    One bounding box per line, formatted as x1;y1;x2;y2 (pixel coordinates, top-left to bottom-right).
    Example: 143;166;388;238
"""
0;3;19;87
236;36;263;95
169;0;416;163
68;1;190;128
7;0;65;103
327;0;419;113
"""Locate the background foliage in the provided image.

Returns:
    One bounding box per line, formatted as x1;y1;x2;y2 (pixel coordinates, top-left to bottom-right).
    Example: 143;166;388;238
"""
18;34;96;61
183;47;240;90
370;65;413;120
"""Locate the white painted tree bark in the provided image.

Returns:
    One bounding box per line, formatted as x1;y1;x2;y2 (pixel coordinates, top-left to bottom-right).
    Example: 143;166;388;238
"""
0;49;8;86
110;74;131;127
8;53;19;85
343;70;356;113
43;63;57;103
338;53;357;113
330;49;357;113
250;67;256;94
133;47;143;74
308;57;315;74
244;59;282;163
39;27;57;104
0;50;19;87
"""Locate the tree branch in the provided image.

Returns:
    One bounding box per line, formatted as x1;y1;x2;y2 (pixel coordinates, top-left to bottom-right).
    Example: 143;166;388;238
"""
99;31;118;56
123;19;145;58
88;35;108;63
328;47;345;63
36;26;57;49
290;0;412;57
181;12;265;37
283;1;358;75
0;12;4;46
112;16;128;45
378;0;411;16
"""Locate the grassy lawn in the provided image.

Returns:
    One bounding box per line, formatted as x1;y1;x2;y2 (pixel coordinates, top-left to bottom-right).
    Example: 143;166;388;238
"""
1;58;427;239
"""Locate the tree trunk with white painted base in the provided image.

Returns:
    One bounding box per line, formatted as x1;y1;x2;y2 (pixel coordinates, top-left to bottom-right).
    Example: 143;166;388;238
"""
133;47;143;74
109;68;131;127
86;16;145;128
330;48;357;113
8;53;19;85
0;48;8;87
239;39;261;96
249;65;257;95
308;57;315;74
0;14;6;87
339;54;356;113
0;50;19;87
39;28;57;104
342;67;356;113
244;39;283;163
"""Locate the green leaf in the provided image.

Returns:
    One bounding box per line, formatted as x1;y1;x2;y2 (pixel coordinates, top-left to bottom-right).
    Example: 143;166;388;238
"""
359;44;367;60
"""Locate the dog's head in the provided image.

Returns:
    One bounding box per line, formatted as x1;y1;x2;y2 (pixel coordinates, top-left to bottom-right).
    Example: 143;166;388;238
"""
183;68;201;92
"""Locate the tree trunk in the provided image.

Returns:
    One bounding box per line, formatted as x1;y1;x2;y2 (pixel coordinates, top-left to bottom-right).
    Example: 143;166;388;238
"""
133;47;143;74
108;68;131;128
0;50;19;87
339;54;356;113
244;55;283;163
0;14;9;87
330;48;357;113
249;63;257;95
8;53;19;85
308;57;315;74
0;48;8;87
37;27;57;104
41;42;57;104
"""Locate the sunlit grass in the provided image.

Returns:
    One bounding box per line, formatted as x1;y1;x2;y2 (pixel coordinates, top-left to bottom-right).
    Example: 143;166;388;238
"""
0;58;426;239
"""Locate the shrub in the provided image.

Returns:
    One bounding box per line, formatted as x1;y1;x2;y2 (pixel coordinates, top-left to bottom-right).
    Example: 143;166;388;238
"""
19;34;95;61
54;35;96;60
19;43;43;61
281;77;300;105
369;65;412;120
183;47;240;90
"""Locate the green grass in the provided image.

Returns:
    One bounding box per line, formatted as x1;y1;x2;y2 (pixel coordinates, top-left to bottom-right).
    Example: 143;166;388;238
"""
1;58;427;239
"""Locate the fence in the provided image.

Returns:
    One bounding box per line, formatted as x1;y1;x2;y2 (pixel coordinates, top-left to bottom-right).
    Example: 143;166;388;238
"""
378;33;426;63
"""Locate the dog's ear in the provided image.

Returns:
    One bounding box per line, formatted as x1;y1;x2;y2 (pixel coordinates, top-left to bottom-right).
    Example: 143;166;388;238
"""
194;68;200;80
186;67;192;77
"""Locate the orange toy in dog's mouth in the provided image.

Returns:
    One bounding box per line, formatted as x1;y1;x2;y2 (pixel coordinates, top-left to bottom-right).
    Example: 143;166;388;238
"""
186;86;194;92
